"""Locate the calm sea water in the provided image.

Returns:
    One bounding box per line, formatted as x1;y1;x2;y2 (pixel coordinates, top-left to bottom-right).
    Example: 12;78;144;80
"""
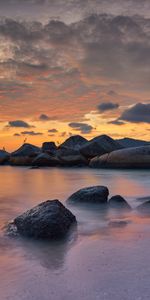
0;166;150;300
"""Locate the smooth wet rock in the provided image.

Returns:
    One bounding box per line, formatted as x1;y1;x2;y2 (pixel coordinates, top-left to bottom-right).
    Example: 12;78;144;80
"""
137;200;150;214
42;142;57;154
108;195;131;210
7;200;76;239
90;145;150;169
10;143;40;166
0;150;10;164
60;135;87;150
67;186;109;204
32;153;60;167
108;219;130;227
80;135;122;159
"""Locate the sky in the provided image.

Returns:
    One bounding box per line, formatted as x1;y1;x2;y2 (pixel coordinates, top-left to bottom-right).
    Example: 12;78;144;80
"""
0;0;150;151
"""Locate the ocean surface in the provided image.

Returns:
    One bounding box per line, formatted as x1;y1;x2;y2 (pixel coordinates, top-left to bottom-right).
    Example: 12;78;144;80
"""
0;166;150;300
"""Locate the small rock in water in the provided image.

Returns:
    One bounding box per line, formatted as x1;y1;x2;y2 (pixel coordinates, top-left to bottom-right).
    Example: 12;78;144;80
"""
108;219;131;228
137;200;150;215
108;195;131;210
67;186;109;204
7;200;77;239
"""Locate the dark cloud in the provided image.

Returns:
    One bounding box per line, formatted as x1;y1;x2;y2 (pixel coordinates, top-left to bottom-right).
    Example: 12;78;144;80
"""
13;133;21;136
69;122;93;134
21;130;43;135
7;120;33;128
118;103;150;123
108;120;125;125
48;129;58;133
39;114;50;121
97;102;119;113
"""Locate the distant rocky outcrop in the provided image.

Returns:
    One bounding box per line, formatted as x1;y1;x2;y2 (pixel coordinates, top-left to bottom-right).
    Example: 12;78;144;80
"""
32;153;60;167
108;195;131;210
0;150;10;164
60;135;87;150
80;135;123;159
10;143;40;166
42;142;57;155
7;200;76;239
67;186;109;204
90;145;150;169
56;146;88;166
116;138;150;148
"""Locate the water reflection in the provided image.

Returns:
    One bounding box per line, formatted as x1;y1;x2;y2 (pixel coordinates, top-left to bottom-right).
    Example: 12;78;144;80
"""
0;166;150;299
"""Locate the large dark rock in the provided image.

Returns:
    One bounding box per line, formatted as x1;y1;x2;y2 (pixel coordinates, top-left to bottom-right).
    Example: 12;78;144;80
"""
90;145;150;169
108;195;131;210
56;146;88;166
7;200;76;239
116;138;150;148
0;150;10;164
60;135;87;150
137;200;150;214
42;142;57;154
57;146;80;157
32;153;60;167
80;135;123;159
10;143;40;166
67;186;109;204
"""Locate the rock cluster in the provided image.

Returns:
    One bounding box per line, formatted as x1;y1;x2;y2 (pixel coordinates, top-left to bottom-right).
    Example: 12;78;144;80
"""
6;185;150;241
1;134;150;168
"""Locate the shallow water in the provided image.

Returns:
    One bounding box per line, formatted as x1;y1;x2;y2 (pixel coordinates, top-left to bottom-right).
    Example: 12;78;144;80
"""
0;166;150;300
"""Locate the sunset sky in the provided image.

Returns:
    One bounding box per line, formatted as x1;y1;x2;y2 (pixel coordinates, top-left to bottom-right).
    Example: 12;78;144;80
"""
0;0;150;151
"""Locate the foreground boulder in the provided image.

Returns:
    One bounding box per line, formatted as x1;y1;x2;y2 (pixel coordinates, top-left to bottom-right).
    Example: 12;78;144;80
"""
67;186;109;204
108;195;131;210
60;135;87;150
0;150;10;164
42;142;57;155
10;143;40;166
32;153;60;167
90;145;150;169
7;200;76;239
80;135;123;159
137;200;150;215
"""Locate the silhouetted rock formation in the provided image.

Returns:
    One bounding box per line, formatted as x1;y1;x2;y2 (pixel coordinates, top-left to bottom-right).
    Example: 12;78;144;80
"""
10;143;40;166
56;146;88;166
42;142;57;154
116;138;150;148
90;145;150;169
60;135;87;149
108;195;131;210
67;186;109;204
80;135;123;158
0;150;10;164
7;200;76;239
32;153;60;167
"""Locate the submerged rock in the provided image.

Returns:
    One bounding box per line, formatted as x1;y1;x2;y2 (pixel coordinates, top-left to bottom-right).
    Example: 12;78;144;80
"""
7;200;76;239
0;150;10;164
80;135;122;159
10;143;40;166
67;186;109;204
108;219;130;227
32;153;60;167
108;195;131;210
90;145;150;169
